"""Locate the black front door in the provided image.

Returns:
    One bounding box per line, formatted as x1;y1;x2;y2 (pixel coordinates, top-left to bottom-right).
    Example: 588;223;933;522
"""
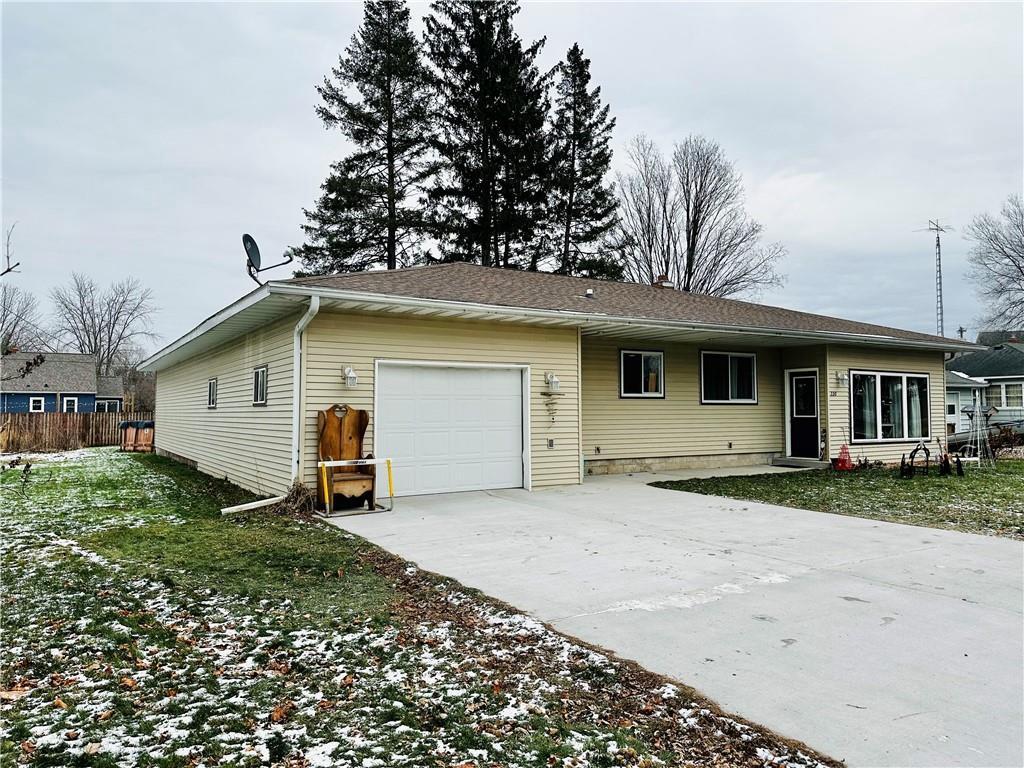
789;372;819;458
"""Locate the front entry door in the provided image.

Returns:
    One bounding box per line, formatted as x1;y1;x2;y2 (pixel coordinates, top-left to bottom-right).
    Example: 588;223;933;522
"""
789;372;819;458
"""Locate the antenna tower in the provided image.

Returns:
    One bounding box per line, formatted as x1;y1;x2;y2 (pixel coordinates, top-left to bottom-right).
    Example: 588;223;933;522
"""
919;219;952;337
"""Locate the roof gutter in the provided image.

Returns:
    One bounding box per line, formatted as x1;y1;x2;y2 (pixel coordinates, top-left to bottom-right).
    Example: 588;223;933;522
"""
291;295;320;482
267;282;980;353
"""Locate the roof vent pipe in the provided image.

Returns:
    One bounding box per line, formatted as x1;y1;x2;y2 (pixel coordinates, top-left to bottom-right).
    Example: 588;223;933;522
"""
584;288;595;299
655;275;674;288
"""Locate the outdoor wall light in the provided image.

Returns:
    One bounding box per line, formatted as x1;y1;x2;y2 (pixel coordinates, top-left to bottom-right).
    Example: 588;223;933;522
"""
545;372;561;392
343;366;358;388
834;371;850;387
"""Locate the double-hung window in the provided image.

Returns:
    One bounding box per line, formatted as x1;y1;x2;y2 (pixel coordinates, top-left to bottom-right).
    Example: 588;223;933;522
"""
700;351;757;404
252;366;268;406
208;378;218;409
620;350;664;398
986;382;1024;408
851;371;929;441
1006;383;1024;408
985;384;1003;408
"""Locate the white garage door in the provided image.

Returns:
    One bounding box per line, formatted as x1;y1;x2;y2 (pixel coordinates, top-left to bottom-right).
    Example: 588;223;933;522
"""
376;364;525;497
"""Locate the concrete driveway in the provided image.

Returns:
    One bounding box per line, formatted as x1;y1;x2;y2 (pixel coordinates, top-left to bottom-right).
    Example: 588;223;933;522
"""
329;471;1024;768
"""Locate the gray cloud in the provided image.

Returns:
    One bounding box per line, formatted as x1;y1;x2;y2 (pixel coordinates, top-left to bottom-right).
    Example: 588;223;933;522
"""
3;1;1021;347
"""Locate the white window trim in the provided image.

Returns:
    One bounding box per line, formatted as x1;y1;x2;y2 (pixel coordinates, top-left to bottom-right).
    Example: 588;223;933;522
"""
700;351;758;404
252;366;268;406
29;396;45;413
208;377;218;409
619;349;665;398
63;397;79;413
985;381;1023;409
849;370;931;443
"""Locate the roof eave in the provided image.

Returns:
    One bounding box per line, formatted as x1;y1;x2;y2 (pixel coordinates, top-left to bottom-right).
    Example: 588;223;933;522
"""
268;282;980;353
139;284;271;372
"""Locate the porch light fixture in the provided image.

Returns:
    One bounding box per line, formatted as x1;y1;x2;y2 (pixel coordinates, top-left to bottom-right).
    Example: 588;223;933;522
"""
545;371;561;392
343;366;358;388
834;371;850;387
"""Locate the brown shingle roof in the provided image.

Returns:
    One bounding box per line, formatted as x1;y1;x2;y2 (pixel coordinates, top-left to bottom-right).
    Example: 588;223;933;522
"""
97;375;125;399
0;352;98;392
283;263;961;347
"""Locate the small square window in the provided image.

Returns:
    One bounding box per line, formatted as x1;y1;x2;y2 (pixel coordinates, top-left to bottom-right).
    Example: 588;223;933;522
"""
620;351;664;398
63;397;78;413
208;378;218;409
252;366;268;406
29;397;45;413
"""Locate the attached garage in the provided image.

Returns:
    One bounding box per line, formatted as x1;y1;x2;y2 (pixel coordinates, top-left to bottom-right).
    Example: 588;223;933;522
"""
375;362;528;496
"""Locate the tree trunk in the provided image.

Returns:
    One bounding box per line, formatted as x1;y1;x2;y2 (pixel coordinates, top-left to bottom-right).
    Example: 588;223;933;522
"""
560;113;578;274
385;7;398;270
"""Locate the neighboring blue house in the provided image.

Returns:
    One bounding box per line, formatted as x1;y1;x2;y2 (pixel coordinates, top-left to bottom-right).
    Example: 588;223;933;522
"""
0;352;124;414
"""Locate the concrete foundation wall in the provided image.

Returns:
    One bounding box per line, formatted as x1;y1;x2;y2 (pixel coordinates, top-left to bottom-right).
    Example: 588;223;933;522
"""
585;451;777;475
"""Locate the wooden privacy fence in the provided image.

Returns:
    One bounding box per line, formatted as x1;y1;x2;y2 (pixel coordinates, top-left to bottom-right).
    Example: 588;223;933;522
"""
0;411;154;453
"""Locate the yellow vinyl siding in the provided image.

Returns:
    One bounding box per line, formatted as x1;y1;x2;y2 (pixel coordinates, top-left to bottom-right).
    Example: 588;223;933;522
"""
825;345;946;462
581;338;784;460
301;312;580;489
153;316;296;495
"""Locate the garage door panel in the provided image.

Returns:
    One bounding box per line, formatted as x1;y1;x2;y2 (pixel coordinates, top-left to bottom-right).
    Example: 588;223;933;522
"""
482;460;521;486
415;399;452;424
414;431;450;458
484;428;520;455
415;368;451;395
385;431;417;460
387;397;420;426
452;398;489;424
488;396;522;422
450;429;484;455
377;364;524;497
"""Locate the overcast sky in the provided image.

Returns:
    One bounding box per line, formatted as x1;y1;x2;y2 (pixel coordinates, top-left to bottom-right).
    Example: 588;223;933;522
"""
3;1;1021;349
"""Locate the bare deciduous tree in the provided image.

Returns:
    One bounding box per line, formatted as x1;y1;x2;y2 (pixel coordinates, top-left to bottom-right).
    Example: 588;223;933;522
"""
966;194;1024;329
611;136;681;285
2;223;21;278
610;134;785;298
51;273;157;375
1;283;49;353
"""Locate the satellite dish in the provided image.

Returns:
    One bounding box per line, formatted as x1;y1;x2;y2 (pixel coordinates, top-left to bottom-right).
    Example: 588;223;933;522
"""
242;233;261;270
241;232;294;286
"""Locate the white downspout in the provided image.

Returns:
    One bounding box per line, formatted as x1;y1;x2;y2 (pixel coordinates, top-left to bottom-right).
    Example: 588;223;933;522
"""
291;295;320;482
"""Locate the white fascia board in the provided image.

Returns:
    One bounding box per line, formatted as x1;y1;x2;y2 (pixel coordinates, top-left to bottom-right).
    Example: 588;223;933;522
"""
139;285;272;372
267;282;980;353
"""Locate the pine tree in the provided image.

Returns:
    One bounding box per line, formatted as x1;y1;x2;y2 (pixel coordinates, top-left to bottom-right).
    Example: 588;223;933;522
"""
424;0;550;268
294;0;430;274
548;44;618;275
